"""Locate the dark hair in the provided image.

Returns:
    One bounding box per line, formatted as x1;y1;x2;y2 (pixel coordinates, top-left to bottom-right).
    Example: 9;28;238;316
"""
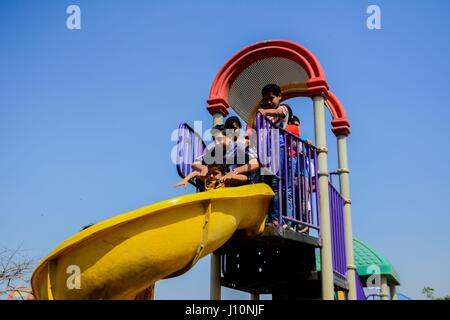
283;104;293;120
289;115;300;124
80;223;94;231
225;116;242;130
261;84;281;97
208;163;228;174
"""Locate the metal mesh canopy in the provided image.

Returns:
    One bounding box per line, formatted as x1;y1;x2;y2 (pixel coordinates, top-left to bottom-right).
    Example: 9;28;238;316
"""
228;57;309;123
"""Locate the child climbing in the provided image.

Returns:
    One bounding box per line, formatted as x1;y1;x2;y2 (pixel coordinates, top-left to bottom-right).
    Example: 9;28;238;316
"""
285;115;313;233
285;115;313;146
257;83;290;129
256;84;291;227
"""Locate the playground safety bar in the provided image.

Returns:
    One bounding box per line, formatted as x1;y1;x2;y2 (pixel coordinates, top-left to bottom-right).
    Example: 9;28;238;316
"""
329;181;347;281
176;122;206;188
255;113;321;234
329;171;339;185
255;113;346;279
355;270;367;300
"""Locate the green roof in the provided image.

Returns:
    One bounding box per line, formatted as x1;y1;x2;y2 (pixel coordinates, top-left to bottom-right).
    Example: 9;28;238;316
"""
316;238;401;286
353;238;400;285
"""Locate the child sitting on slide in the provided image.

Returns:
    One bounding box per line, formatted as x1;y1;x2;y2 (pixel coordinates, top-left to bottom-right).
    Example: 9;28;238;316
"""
175;163;249;191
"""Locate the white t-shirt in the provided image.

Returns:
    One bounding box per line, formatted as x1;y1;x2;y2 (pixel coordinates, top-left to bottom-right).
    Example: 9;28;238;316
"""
267;104;289;128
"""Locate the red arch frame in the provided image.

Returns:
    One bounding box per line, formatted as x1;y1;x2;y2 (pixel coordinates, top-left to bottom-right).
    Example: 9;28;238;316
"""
207;40;350;136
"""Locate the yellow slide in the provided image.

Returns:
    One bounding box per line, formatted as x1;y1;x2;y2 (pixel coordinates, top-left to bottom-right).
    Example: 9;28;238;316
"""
31;184;274;300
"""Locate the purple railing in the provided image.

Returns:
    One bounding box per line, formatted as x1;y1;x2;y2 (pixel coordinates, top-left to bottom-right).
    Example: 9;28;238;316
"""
329;181;347;281
255;113;321;235
176;122;206;188
255;112;349;282
355;271;367;300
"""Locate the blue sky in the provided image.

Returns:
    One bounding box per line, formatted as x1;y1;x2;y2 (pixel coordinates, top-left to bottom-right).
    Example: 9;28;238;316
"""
1;0;449;300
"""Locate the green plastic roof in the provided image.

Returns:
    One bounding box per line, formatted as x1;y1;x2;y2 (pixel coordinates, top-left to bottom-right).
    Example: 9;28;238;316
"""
353;238;400;285
316;238;401;286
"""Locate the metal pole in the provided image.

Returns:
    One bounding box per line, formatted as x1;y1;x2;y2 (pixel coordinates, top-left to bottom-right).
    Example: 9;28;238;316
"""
380;276;389;300
313;96;334;300
210;113;222;300
336;135;357;300
213;113;223;126
250;293;260;300
390;285;398;300
210;254;221;300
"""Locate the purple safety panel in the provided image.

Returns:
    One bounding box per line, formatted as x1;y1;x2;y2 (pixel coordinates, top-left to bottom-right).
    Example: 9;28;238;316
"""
176;122;206;188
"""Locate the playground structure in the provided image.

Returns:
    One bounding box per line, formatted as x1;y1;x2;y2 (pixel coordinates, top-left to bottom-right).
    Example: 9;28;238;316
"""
352;239;401;300
30;40;401;300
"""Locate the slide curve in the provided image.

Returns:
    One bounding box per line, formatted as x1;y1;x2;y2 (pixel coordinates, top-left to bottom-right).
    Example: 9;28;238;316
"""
31;184;274;299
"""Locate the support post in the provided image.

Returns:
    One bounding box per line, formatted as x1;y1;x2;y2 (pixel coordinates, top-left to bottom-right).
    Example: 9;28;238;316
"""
210;254;221;300
209;111;223;300
313;96;334;300
380;276;389;300
250;293;260;300
336;135;357;300
213;113;224;126
390;285;398;300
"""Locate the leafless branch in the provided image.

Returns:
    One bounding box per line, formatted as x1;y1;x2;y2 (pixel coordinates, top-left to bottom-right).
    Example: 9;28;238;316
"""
0;245;36;299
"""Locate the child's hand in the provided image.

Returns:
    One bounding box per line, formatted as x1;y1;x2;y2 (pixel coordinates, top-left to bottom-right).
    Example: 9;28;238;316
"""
258;108;266;116
219;172;235;183
175;180;188;187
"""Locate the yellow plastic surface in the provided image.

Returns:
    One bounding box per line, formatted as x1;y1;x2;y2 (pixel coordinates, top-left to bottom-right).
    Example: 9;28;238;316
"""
31;184;274;300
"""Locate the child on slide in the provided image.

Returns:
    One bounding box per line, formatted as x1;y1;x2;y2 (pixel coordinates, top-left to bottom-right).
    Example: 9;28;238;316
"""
176;163;249;190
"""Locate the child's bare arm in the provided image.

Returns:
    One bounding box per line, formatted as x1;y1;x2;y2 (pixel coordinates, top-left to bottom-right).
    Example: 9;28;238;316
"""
219;159;260;183
233;159;260;175
227;174;248;183
192;161;208;177
175;171;201;187
192;161;203;171
258;108;286;118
